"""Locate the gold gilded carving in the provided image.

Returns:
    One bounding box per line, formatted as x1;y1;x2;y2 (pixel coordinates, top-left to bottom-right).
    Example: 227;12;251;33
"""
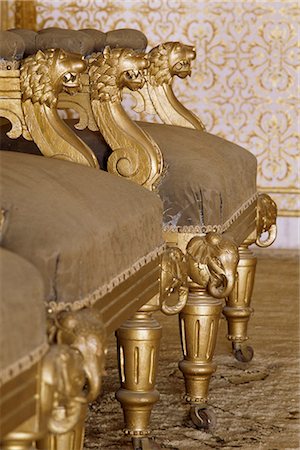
89;47;163;190
160;247;188;315
178;232;238;424
179;298;223;406
116;308;161;441
40;345;86;435
0;70;32;140
223;244;257;363
57;73;98;131
39;308;106;449
56;309;106;403
186;232;239;299
129;42;205;131
256;193;277;247
20;49;99;168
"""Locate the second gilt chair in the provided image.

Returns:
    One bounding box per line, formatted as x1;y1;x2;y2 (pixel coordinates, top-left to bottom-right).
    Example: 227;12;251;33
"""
57;28;277;429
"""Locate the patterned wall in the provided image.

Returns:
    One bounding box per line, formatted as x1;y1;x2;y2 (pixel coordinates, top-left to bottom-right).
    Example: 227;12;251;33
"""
2;1;300;217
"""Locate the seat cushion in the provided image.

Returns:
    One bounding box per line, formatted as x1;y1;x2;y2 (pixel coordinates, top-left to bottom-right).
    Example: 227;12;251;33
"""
0;152;164;311
0;248;48;386
138;122;258;235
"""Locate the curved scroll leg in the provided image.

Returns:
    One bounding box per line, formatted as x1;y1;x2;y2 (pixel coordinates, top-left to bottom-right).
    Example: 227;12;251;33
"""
116;299;162;449
178;284;222;430
223;243;257;362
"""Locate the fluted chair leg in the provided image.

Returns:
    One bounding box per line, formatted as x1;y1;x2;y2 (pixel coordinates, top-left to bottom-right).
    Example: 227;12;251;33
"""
116;303;162;449
223;244;257;362
37;405;87;450
178;284;222;430
1;434;36;450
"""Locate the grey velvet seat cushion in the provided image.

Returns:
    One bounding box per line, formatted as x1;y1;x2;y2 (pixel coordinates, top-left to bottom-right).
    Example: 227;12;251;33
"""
0;152;164;311
0;248;48;385
137;122;257;233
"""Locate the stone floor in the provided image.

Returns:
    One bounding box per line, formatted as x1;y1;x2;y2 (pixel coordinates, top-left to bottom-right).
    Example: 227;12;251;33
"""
84;250;300;449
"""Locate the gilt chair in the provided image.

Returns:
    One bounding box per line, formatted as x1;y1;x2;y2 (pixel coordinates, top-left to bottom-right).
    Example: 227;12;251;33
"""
49;27;278;429
0;30;190;450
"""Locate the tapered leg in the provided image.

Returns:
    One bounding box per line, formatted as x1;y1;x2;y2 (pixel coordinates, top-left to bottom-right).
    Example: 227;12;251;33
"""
178;284;223;430
116;303;162;448
37;404;87;450
223;244;257;362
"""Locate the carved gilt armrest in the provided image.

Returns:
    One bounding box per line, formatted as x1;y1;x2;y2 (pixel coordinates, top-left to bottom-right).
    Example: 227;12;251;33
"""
127;41;206;131
88;46;164;190
0;30;98;168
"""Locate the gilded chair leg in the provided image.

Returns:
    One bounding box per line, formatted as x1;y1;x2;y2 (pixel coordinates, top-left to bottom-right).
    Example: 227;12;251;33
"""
115;303;162;449
178;284;223;430
1;417;43;450
1;434;36;450
223;244;257;362
37;404;87;450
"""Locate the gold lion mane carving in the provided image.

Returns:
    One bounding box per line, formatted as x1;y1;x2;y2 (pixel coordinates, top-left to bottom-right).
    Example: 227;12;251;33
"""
89;46;149;102
147;41;196;86
89;46;163;190
256;193;277;247
186;232;239;299
19;48;98;168
20;49;85;108
130;41;206;131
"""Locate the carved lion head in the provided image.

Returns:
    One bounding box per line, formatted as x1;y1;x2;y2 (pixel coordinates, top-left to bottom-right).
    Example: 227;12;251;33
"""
148;42;196;86
20;48;87;108
89;46;149;102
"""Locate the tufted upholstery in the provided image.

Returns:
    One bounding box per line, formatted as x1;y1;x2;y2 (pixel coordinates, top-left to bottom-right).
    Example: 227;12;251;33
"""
4;27;148;58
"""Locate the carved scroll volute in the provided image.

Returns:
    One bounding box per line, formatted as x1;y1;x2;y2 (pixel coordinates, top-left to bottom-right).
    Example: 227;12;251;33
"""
20;49;99;168
56;309;106;402
186;232;239;299
160;247;188;315
89;47;163;191
256;193;277;247
141;42;206;131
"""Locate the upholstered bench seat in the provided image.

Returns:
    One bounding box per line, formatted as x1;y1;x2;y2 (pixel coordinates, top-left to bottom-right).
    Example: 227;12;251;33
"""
138;122;257;235
48;120;257;244
0;151;164;312
0;248;47;387
0;248;48;437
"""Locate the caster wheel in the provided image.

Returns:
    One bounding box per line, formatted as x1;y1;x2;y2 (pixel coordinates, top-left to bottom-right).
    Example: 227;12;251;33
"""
232;343;254;362
190;406;216;431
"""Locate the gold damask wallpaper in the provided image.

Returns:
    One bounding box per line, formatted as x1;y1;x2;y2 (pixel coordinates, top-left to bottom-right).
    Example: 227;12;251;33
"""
1;1;299;217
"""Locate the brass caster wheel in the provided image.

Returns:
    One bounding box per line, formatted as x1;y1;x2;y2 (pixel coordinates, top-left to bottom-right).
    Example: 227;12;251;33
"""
132;437;161;450
232;342;254;362
190;406;216;431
